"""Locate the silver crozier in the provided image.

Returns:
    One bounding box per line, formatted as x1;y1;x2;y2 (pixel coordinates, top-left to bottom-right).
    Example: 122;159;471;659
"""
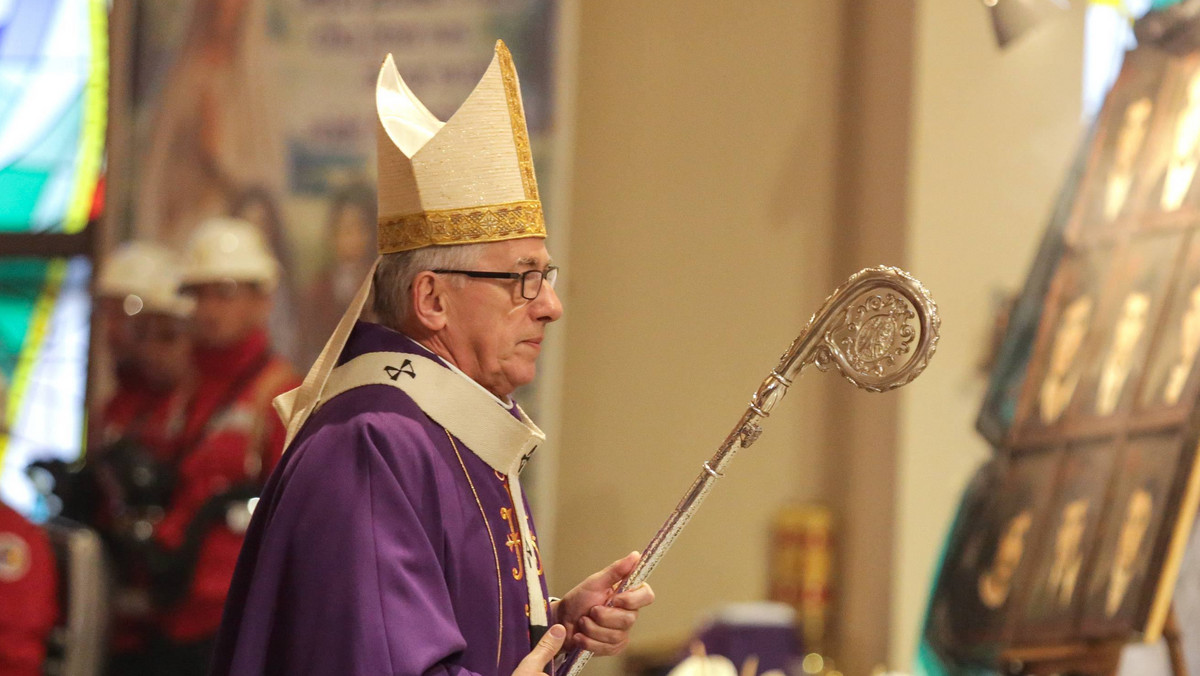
560;266;940;676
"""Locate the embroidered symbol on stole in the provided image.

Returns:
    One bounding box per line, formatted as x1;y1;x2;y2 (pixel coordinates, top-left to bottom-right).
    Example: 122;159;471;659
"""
499;505;525;581
384;360;417;381
495;472;544;585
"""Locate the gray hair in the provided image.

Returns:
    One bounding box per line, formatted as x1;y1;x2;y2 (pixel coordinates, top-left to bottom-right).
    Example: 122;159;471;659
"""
372;243;488;331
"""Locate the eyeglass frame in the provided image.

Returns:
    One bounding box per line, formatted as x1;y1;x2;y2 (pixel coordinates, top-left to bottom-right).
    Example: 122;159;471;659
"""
431;265;559;301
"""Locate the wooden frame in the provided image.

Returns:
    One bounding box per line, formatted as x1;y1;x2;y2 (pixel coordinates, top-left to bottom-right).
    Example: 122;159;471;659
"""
925;450;1061;663
1012;247;1116;445
1080;432;1193;638
1013;439;1123;645
1066;47;1171;247
942;30;1200;672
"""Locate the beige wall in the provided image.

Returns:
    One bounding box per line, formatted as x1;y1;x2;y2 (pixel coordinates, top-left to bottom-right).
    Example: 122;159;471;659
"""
892;0;1087;668
827;1;915;673
552;2;844;674
553;2;1092;674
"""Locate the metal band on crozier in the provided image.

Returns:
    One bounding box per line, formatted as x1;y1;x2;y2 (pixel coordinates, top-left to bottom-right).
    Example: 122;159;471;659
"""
377;200;547;253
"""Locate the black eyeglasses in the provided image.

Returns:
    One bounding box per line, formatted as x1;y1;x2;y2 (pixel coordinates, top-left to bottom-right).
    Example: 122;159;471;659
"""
433;265;559;301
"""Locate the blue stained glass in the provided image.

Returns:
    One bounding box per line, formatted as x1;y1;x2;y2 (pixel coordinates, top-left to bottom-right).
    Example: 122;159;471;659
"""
0;0;58;60
0;0;104;235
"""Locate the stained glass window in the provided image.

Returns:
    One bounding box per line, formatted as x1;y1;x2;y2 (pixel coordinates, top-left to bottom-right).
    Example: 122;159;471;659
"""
0;258;91;515
0;0;107;233
0;0;106;516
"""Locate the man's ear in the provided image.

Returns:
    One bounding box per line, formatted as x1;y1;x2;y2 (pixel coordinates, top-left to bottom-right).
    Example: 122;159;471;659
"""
411;271;448;331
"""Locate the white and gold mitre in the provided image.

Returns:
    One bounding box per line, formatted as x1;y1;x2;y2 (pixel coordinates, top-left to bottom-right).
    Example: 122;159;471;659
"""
375;40;545;253
275;41;547;448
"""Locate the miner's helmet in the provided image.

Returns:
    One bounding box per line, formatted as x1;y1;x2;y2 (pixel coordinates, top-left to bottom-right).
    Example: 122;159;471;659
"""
96;240;194;318
179;216;280;293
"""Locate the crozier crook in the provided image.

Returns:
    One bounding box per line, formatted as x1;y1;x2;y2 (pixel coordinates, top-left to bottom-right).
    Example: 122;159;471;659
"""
560;266;940;676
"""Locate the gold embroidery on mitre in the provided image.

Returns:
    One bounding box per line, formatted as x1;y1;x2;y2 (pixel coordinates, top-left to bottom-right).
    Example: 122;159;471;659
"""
495;41;539;202
377;201;546;253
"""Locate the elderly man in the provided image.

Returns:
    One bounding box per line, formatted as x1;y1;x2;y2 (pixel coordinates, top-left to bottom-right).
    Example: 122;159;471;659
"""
211;42;653;676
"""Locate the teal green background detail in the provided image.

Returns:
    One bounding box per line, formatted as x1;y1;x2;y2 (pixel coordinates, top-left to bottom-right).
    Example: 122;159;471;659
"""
0;258;51;382
0;169;51;231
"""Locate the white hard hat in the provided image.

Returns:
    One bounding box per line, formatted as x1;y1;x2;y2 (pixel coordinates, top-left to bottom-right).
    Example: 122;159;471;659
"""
96;241;194;318
179;217;280;291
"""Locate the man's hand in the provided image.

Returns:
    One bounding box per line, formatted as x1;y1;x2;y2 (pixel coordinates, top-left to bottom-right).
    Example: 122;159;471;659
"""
554;551;656;656
514;624;566;675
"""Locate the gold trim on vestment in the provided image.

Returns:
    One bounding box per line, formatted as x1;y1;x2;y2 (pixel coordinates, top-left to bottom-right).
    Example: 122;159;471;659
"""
377;201;546;254
447;430;504;668
495;41;539;202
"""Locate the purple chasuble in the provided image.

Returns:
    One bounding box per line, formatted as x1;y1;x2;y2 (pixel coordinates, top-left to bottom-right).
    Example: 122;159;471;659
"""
210;321;551;676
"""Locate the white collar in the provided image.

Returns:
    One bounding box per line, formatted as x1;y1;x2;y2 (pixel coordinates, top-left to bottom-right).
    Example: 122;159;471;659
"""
319;351;543;475
398;332;516;409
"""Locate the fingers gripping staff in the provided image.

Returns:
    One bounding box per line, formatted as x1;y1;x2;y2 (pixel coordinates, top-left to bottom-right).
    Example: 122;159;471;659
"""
555;551;656;657
560;266;941;675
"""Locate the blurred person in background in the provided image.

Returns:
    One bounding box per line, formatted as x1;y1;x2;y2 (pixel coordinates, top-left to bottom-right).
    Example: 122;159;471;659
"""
141;217;298;676
0;500;58;676
0;353;57;676
96;241;195;457
90;241;197;675
93;241;174;412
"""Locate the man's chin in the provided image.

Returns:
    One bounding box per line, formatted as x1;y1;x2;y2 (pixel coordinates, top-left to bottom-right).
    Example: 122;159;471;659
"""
505;365;538;392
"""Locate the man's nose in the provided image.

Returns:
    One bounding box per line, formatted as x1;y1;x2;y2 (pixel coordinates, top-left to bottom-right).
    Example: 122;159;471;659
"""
535;281;563;322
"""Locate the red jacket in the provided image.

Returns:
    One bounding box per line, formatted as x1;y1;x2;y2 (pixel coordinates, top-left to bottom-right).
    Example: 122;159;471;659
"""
99;377;190;467
0;502;57;676
99;381;188;653
155;329;298;642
